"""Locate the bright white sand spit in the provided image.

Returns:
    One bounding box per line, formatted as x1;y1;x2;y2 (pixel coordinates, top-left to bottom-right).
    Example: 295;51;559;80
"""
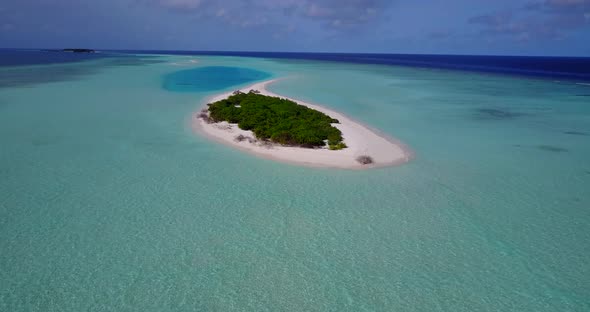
192;79;413;169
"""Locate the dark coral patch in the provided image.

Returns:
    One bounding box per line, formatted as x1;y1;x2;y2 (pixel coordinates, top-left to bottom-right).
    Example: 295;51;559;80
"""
476;108;526;120
537;145;568;153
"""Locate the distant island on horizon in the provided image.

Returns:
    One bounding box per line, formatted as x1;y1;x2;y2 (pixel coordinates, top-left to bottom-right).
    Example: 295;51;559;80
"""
61;49;96;53
39;48;96;53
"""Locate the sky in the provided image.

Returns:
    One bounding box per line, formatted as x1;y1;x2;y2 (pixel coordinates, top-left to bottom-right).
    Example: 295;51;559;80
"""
0;0;589;56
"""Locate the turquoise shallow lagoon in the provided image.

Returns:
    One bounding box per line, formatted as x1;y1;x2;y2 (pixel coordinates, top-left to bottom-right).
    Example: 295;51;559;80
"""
162;66;271;92
0;54;589;311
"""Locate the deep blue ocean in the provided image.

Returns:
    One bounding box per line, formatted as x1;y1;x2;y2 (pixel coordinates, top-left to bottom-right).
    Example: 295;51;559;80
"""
127;50;590;81
2;49;589;82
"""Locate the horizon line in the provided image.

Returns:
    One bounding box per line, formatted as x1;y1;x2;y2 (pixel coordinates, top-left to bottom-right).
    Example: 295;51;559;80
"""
1;47;589;59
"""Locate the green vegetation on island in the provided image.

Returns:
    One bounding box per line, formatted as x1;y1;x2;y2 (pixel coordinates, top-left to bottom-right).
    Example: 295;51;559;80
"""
207;91;347;149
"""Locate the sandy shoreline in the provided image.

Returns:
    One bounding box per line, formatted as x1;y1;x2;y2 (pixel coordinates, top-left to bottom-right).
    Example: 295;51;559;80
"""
192;79;413;169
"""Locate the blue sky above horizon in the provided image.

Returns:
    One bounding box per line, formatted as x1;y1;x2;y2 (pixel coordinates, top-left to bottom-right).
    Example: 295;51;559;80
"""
0;0;589;56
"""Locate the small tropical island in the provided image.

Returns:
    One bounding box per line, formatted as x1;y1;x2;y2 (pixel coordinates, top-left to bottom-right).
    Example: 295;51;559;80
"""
205;91;347;150
193;79;412;169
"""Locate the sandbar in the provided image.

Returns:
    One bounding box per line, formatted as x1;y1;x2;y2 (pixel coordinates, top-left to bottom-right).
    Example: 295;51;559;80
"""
192;79;412;169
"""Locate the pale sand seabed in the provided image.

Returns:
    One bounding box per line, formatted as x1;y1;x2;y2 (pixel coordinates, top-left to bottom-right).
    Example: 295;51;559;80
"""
192;79;413;169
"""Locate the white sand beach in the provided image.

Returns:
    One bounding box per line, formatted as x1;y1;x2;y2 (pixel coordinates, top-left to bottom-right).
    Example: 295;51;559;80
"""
192;79;412;169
